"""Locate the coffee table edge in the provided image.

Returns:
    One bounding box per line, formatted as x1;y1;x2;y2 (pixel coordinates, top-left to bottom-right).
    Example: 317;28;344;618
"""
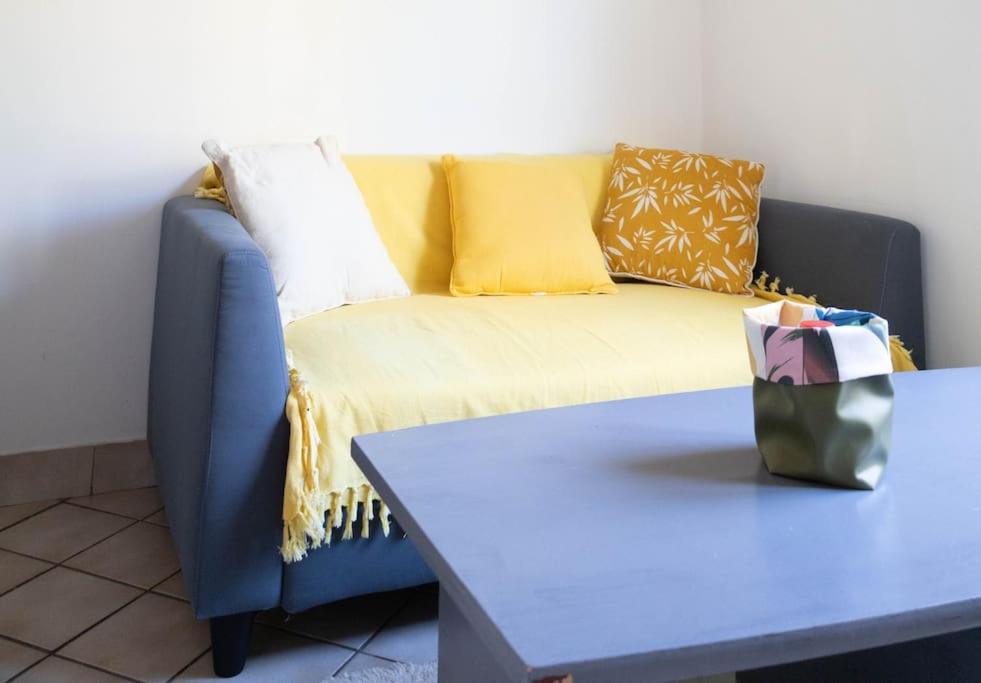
352;436;533;680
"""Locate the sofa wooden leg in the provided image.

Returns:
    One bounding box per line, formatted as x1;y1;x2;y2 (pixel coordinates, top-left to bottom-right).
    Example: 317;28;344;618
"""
210;611;256;677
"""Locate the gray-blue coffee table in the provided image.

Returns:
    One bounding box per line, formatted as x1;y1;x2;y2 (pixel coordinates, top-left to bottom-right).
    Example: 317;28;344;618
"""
352;368;981;682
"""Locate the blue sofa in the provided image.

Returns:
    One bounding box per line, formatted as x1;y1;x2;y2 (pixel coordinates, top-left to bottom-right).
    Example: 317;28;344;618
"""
148;194;924;676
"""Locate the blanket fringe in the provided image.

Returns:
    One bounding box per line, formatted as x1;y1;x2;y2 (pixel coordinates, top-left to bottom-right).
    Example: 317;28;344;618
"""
280;359;391;563
751;272;917;372
281;485;389;563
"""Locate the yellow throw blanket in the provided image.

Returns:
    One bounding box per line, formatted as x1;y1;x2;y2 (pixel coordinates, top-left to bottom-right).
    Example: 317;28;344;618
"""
194;163;230;208
280;285;763;561
279;282;919;562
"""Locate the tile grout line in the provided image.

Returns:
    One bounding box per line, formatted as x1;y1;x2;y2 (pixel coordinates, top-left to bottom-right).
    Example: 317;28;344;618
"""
58;643;210;683
332;643;405;677
89;445;96;496
0;508;148;656
0;631;62;657
331;647;361;678
0;560;59;600
0;511;162;600
140;503;168;526
256;588;418;658
0;633;49;660
2;652;44;683
42;514;143;565
255;591;417;678
148;568;184;593
4;651;52;683
0;494;203;681
349;591;417;666
0;547;176;599
0;498;107;601
332;642;414;677
50;590;149;660
1;543;179;598
61;500;164;522
58;562;168;593
0;496;166;570
0;499;62;534
52;588;191;656
3;495;425;680
0;512;144;577
0;487;161;537
257;620;362;654
54;591;204;681
10;653;145;683
166;646;213;682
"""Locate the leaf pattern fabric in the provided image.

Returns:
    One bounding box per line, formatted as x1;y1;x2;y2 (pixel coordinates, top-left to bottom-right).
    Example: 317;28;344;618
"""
599;143;766;295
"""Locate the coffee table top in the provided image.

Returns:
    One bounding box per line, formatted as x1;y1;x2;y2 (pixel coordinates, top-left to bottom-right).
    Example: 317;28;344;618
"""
352;368;981;681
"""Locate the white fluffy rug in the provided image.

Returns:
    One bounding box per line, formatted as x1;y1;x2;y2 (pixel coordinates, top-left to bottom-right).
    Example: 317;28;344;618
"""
333;661;437;683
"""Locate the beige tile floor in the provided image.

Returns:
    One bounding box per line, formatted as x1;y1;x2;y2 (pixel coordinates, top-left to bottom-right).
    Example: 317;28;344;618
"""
0;488;438;682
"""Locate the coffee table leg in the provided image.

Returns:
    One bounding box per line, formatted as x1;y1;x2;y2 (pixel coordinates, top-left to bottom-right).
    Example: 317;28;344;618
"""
438;586;514;682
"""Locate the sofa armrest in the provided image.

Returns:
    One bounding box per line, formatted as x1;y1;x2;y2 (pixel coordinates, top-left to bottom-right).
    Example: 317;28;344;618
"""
756;198;926;368
148;197;289;618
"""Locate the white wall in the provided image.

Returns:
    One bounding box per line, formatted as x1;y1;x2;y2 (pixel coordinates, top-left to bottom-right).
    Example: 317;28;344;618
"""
0;1;704;455
702;0;981;369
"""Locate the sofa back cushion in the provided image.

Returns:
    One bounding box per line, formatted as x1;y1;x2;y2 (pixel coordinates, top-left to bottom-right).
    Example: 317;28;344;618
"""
345;154;612;293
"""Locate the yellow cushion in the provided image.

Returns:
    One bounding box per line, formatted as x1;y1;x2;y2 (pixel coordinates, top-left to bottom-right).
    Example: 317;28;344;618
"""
599;143;766;295
442;155;617;296
282;282;759;550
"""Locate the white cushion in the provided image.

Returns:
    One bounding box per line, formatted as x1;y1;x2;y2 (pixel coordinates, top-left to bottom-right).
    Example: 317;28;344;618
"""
202;136;410;324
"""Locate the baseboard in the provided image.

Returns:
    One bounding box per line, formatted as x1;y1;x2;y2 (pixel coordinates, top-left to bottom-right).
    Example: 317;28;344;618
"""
0;440;155;506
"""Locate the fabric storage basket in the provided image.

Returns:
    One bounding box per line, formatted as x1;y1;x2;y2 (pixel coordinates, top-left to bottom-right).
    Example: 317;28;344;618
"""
743;301;895;490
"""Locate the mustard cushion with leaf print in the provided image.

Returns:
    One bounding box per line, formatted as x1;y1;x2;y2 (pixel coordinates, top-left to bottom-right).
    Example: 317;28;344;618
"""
600;143;765;295
444;155;617;296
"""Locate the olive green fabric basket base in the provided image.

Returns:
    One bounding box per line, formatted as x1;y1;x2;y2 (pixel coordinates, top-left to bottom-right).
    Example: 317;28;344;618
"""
753;374;894;490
